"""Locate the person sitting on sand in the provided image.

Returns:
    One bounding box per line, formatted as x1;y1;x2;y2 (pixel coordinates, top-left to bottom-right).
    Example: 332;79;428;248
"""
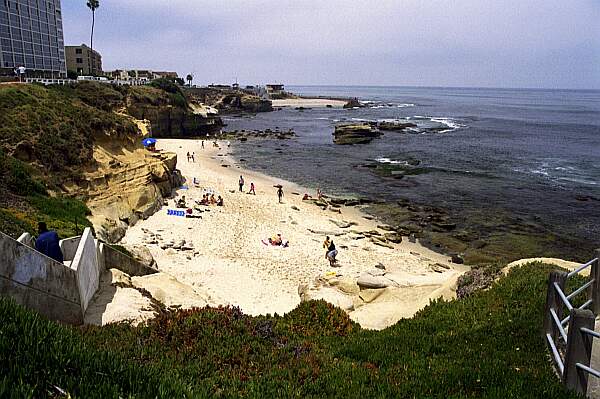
269;234;283;246
176;195;187;208
210;194;217;205
217;195;224;206
248;182;256;195
199;194;209;205
326;240;338;266
302;193;312;201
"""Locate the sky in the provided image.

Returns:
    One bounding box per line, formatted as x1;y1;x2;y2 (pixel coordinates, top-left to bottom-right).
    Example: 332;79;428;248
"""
62;0;600;89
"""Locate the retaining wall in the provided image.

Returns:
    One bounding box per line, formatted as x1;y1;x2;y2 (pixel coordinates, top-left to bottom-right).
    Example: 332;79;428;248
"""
60;236;82;262
0;231;83;324
70;228;99;314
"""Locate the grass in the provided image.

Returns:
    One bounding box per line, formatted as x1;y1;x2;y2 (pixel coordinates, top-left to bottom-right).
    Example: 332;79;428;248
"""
0;263;581;398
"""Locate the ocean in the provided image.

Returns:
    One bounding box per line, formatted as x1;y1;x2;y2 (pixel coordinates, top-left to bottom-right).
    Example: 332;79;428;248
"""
225;86;600;256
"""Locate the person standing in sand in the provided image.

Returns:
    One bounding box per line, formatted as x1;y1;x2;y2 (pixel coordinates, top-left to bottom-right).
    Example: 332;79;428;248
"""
249;182;256;195
326;239;338;266
201;140;205;149
186;152;190;162
323;236;331;259
277;186;284;203
191;152;195;162
239;175;245;192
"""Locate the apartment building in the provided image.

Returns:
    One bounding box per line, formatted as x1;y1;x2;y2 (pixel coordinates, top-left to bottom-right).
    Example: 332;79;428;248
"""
65;43;102;75
0;0;66;77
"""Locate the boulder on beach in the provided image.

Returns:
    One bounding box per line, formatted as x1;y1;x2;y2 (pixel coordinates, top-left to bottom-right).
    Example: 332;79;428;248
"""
333;123;382;145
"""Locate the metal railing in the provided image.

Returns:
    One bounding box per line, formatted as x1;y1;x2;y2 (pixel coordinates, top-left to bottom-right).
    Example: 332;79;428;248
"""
544;250;600;396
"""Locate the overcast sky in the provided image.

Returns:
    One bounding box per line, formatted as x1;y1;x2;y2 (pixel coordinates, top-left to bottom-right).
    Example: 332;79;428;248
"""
62;0;600;89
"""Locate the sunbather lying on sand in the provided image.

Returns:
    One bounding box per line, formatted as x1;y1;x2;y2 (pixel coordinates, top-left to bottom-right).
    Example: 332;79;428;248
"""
262;234;289;247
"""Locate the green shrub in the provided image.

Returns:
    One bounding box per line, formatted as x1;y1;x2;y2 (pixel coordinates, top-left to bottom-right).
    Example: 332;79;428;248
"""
0;264;580;397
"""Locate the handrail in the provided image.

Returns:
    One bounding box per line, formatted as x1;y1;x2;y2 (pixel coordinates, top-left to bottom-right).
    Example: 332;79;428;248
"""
568;259;598;278
551;308;568;342
554;282;574;311
547;333;564;374
580;327;600;340
544;253;600;396
567;279;595;300
562;300;594;326
576;363;600;379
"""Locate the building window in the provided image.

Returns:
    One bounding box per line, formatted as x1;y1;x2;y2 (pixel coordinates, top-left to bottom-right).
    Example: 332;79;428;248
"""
75;48;82;54
76;57;82;63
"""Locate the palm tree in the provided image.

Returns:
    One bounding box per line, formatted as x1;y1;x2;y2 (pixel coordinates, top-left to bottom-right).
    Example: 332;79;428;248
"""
86;0;100;52
186;74;193;87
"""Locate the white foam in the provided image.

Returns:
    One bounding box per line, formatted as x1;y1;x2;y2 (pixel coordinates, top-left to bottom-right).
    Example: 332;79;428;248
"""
374;157;408;165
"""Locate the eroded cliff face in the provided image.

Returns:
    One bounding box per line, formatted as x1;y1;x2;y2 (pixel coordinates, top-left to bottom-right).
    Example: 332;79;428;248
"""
64;131;182;243
126;104;223;138
184;87;273;114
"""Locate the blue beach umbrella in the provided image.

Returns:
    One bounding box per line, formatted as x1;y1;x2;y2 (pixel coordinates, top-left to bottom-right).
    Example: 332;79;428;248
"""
142;138;157;147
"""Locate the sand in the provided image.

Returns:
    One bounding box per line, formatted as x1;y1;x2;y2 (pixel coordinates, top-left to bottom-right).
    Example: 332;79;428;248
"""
119;139;467;328
272;98;347;108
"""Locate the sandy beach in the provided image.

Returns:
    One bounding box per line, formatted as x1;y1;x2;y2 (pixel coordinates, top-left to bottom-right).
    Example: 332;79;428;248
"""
119;139;467;329
272;98;347;108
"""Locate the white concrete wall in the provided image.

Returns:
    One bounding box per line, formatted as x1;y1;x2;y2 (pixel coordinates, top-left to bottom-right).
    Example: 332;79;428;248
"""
59;236;82;262
0;231;83;324
17;233;35;248
70;228;100;314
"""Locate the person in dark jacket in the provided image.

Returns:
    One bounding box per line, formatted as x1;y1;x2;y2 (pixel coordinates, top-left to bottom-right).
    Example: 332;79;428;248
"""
35;222;64;263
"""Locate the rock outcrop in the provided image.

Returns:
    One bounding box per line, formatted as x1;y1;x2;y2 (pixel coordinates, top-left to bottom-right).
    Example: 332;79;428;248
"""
333;123;382;145
127;103;223;137
65;134;183;243
299;264;464;330
343;98;363;109
184;87;273;114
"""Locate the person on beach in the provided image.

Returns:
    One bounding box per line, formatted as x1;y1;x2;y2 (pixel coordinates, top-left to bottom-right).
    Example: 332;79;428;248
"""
201;140;205;149
239;175;245;192
35;222;64;263
210;194;217;205
277;186;284;203
317;186;323;200
186;152;190;162
269;234;282;246
191;152;195;162
248;182;256;195
217;195;224;206
326;239;338;266
323;236;331;259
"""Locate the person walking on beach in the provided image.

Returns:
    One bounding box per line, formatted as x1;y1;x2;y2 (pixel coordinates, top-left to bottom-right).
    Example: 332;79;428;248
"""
186;152;190;162
239;175;245;192
201;140;205;149
191;152;195;162
277;186;284;203
249;182;256;195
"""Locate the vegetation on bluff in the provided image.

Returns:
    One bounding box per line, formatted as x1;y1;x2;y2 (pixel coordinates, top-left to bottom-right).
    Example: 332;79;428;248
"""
0;82;136;238
0;264;578;398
